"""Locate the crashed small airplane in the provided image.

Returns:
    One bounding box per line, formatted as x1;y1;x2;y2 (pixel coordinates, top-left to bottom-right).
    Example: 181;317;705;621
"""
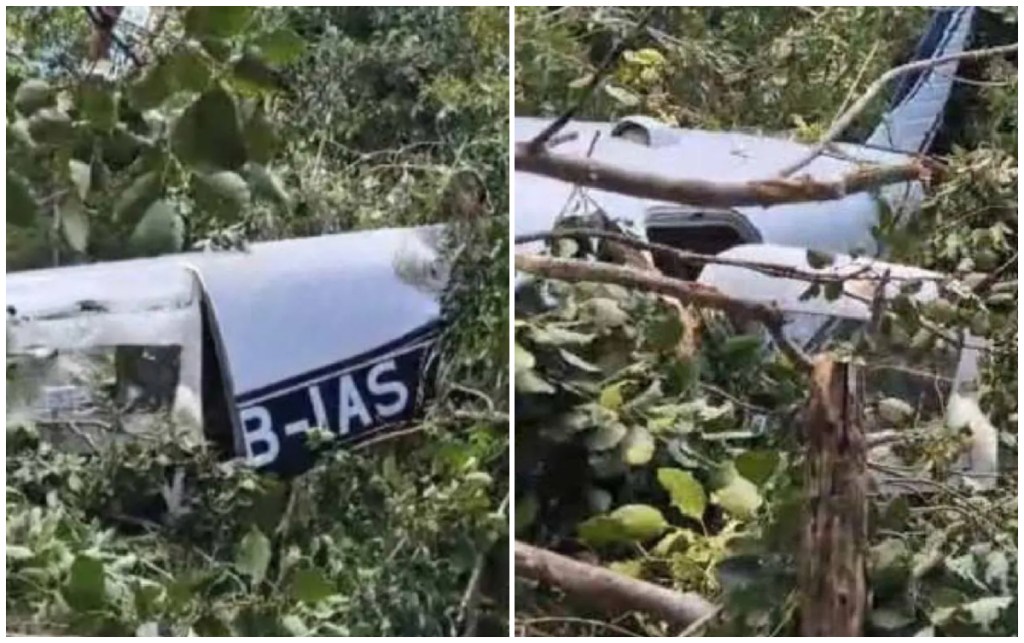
7;226;449;476
515;6;978;262
514;7;998;487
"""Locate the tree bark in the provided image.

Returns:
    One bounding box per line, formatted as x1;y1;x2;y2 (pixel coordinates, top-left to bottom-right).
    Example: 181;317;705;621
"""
799;356;868;636
514;253;783;326
515;541;716;630
515;142;927;209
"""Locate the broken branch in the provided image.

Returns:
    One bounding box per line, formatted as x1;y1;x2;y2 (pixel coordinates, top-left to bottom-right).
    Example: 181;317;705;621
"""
514;541;716;629
528;10;654;152
515;253;782;326
516;253;813;370
517;228;876;284
779;42;1019;176
515;142;927;208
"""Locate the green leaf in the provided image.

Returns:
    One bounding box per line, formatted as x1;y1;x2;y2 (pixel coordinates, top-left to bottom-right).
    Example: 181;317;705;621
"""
588;297;629;329
168;46;213;93
280;614;309;636
114;171;162;226
578;515;628;547
78;76;118;132
664;357;699;395
806;249;835;269
14;79;55;115
69;159;92;200
7;171;40;227
528;326;595;346
515;494;539;535
63;555;106;612
869;606;916;631
960;596;1013;632
184;7;254;38
128;199;184;257
711;466;762;519
722;334;763;362
657;468;706;520
646;314;683;352
244;163;290;208
514;342;535;373
610;504;669;541
9;118;36;149
27;108;74;146
585;422;627;451
172;86;247;171
599;383;624;411
877;397;915;425
621;425;655;465
129;61;175;110
516;370;555;394
604;83;640;107
59;195;89;253
628;48;666;66
253;28;307;65
735;450;779;486
235;527;272;585
6;545;34;560
870;538;910;595
926;298;956;324
568;73;594;89
242;102;281;164
609;559;643;578
232;51;285;93
559;348;601;373
194;171;251;213
289;567;334;604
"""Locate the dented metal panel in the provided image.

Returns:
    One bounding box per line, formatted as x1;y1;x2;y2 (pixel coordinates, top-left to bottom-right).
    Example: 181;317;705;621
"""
7;256;205;448
6;226;447;476
513;116;921;257
185;226;445;474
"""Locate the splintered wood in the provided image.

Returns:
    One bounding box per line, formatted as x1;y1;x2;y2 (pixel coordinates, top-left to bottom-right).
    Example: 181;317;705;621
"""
799;356;868;637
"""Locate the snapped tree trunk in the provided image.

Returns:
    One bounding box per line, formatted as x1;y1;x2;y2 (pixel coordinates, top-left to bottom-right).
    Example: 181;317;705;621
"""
799;356;868;636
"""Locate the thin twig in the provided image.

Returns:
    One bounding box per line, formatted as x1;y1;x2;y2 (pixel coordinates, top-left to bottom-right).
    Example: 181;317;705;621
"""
831;40;883;126
971;251;1018;294
677;604;724;637
517;615;643;637
528;10;655;153
517;228;884;285
779;42;1019;176
349;424;426;451
455;492;508;636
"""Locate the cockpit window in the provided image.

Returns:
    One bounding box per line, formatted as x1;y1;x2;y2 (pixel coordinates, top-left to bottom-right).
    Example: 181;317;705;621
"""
7;344;184;450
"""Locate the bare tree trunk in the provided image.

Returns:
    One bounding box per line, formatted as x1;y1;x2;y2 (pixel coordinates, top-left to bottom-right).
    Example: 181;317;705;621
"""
799;356;868;636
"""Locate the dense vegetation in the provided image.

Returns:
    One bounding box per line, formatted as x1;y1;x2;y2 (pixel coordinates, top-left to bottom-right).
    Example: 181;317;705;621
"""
514;7;1016;636
6;7;508;636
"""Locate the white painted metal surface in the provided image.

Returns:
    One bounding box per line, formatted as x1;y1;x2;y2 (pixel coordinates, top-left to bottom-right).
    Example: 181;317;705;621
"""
6;226;447;473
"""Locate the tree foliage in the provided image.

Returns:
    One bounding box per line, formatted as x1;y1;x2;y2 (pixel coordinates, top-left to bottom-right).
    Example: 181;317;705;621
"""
515;7;1016;637
7;7;509;636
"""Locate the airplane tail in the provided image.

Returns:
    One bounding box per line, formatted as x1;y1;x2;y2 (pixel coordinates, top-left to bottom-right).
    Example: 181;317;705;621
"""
866;7;977;154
